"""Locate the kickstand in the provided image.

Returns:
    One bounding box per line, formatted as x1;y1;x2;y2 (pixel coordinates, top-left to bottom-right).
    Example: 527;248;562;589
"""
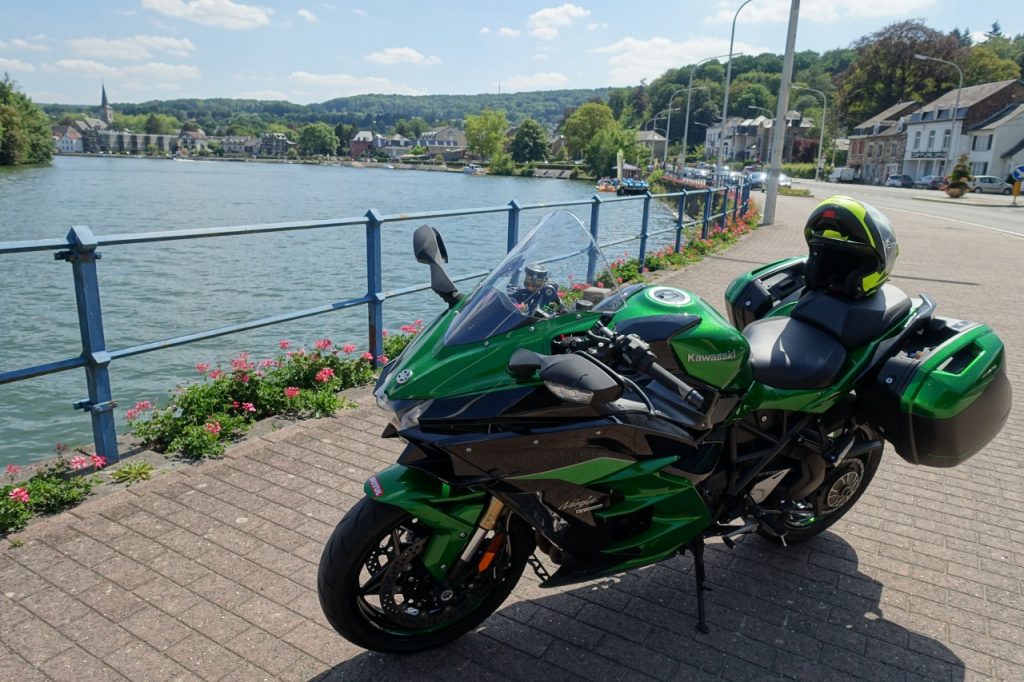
690;538;711;634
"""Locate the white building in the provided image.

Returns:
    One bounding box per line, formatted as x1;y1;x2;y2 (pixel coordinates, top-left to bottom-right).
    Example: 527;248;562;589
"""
53;126;83;153
966;103;1024;180
903;79;1024;180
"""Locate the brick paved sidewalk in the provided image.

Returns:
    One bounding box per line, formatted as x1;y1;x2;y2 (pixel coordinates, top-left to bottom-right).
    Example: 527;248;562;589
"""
2;196;1021;681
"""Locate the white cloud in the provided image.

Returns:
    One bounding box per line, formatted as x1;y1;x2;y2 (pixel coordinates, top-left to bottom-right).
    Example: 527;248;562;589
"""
288;71;426;95
502;72;569;92
704;0;935;24
42;59;199;80
593;35;772;85
67;35;196;60
124;62;201;79
353;8;367;16
480;27;490;34
0;37;48;52
297;8;318;23
141;0;272;30
528;3;590;40
0;58;36;72
498;27;521;37
365;47;440;65
586;22;608;31
533;53;548;61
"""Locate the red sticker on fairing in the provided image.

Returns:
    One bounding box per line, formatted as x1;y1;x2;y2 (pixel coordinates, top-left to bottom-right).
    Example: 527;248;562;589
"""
368;476;384;497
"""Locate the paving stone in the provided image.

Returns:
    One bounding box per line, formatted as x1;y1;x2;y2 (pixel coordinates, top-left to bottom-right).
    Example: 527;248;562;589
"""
165;632;247;681
176;601;252;644
121;605;194;651
39;644;128;681
225;626;304;675
103;639;190;682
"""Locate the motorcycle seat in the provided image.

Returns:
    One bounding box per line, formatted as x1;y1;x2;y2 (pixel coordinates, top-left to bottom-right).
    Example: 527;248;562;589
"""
791;284;911;350
742;316;847;390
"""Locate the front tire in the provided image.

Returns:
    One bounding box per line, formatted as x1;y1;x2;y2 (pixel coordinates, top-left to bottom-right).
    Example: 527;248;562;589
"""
318;497;531;653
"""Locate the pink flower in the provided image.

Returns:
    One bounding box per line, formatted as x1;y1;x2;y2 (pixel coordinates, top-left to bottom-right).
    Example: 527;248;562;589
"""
135;400;152;411
237;374;250;384
260;359;275;368
315;367;335;383
361;352;373;361
377;355;389;364
90;454;107;469
284;386;300;399
54;442;68;454
597;282;605;288
195;362;210;374
242;402;256;413
414;320;423;328
616;277;623;284
342;344;356;354
5;464;21;476
314;339;332;350
382;330;389;338
279;339;290;350
400;324;414;334
70;455;89;470
9;487;29;504
208;369;224;380
125;408;140;422
204;421;222;435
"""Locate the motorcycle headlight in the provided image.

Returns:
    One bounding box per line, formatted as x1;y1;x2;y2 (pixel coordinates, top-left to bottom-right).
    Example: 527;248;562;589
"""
394;400;433;431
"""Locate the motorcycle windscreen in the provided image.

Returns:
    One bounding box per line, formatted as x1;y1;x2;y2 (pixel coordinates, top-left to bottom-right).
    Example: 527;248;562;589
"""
442;210;624;347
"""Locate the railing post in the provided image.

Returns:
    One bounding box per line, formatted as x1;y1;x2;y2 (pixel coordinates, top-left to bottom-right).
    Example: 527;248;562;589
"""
638;192;651;269
586;194;602;284
720;187;730;230
702;188;713;239
675;190;687;253
743;182;751;215
365;209;385;366
506;199;522;253
58;225;119;462
732;185;741;223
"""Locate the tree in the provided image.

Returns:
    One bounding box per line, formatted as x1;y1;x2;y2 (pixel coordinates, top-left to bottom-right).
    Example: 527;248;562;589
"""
962;46;1021;85
297;122;338;156
143;113;179;135
563;102;616;158
985;21;1003;39
464;109;508;158
265;122;296;140
731;83;774;117
488;151;516;175
0;75;53;166
583;124;642;179
509;118;548;163
838;20;960;123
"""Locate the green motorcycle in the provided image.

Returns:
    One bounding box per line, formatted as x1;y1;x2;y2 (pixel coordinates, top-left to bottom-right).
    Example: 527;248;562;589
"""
318;197;1011;653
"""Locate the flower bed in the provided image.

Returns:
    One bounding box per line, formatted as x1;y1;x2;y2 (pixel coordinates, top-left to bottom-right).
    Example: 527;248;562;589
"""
131;321;424;460
2;459;98;535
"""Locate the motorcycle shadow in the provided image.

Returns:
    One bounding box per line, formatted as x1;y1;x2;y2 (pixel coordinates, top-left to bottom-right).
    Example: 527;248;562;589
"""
317;531;965;681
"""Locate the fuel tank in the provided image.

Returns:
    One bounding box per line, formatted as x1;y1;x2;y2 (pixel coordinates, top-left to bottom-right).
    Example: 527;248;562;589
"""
611;285;751;392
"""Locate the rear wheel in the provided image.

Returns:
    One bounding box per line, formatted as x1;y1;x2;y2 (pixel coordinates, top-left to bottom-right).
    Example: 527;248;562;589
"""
760;430;882;544
1003;188;1012;195
973;187;982;193
318;498;531;653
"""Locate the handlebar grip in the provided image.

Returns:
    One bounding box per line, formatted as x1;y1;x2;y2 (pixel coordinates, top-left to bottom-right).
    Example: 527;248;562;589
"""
646;362;705;411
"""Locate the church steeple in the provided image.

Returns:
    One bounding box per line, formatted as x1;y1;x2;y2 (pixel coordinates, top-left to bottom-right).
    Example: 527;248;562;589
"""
99;81;114;125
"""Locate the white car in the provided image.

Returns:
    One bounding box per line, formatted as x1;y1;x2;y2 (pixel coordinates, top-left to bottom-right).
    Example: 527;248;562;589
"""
969;175;1013;195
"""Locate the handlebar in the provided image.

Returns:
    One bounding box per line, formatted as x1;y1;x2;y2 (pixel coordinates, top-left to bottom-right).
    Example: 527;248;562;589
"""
586;322;705;412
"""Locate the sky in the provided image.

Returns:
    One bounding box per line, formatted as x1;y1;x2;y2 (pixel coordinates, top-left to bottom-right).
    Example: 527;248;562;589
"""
1;1;1021;106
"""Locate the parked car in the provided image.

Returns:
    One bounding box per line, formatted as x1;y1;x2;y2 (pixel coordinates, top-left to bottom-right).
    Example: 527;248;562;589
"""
969;175;1013;195
884;174;914;188
828;167;856;183
914;175;945;190
747;171;767;190
778;173;792;188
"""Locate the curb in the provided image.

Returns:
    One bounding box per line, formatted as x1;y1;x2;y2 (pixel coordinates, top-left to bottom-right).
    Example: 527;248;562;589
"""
912;195;1021;208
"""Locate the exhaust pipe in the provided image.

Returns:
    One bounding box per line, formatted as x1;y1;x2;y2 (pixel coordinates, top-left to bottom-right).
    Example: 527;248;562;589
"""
787;438;882;500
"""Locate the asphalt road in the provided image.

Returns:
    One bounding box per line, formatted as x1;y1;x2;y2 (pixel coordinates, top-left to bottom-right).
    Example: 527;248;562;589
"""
787;179;1024;239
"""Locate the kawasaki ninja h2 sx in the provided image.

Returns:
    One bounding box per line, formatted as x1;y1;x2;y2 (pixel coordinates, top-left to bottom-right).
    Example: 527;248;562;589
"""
317;197;1012;653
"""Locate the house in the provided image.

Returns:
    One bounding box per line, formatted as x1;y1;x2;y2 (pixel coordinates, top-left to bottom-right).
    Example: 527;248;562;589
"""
903;79;1024;180
705;117;743;162
636;130;667;161
349;130;375;158
259;132;295;157
52;125;83;153
177;129;209;154
966;103;1024;180
847;101;920;184
220;136;249;155
416;126;467;154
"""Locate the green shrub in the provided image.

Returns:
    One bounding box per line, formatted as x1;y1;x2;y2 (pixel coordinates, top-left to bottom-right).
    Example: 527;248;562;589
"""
110;461;154;486
1;461;94;535
779;187;813;197
131;324;423;460
781;163;816;179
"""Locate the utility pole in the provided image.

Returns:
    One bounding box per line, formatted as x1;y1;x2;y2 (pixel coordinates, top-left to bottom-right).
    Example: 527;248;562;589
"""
762;0;799;226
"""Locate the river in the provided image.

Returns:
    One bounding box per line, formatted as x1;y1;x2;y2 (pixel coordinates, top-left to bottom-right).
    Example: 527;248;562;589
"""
0;156;684;466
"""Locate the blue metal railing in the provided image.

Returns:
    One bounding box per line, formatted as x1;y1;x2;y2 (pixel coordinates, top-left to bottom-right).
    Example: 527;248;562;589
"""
0;182;750;461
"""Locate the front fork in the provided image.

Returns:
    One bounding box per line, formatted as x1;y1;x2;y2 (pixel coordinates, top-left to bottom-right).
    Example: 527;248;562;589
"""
444;497;506;584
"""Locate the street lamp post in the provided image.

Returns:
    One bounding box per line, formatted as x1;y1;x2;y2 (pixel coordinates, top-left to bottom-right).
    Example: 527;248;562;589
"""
718;0;755;173
677;53;734;170
792;85;827;181
666;86;707;167
645;110;676;166
914;53;964;176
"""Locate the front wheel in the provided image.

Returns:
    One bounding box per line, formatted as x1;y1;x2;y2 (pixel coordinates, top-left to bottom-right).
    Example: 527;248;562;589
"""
760;435;882;544
318;497;531;653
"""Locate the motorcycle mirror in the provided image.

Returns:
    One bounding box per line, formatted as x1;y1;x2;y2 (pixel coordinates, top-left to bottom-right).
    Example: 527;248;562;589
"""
507;348;544;378
413;224;460;307
539;354;623;406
